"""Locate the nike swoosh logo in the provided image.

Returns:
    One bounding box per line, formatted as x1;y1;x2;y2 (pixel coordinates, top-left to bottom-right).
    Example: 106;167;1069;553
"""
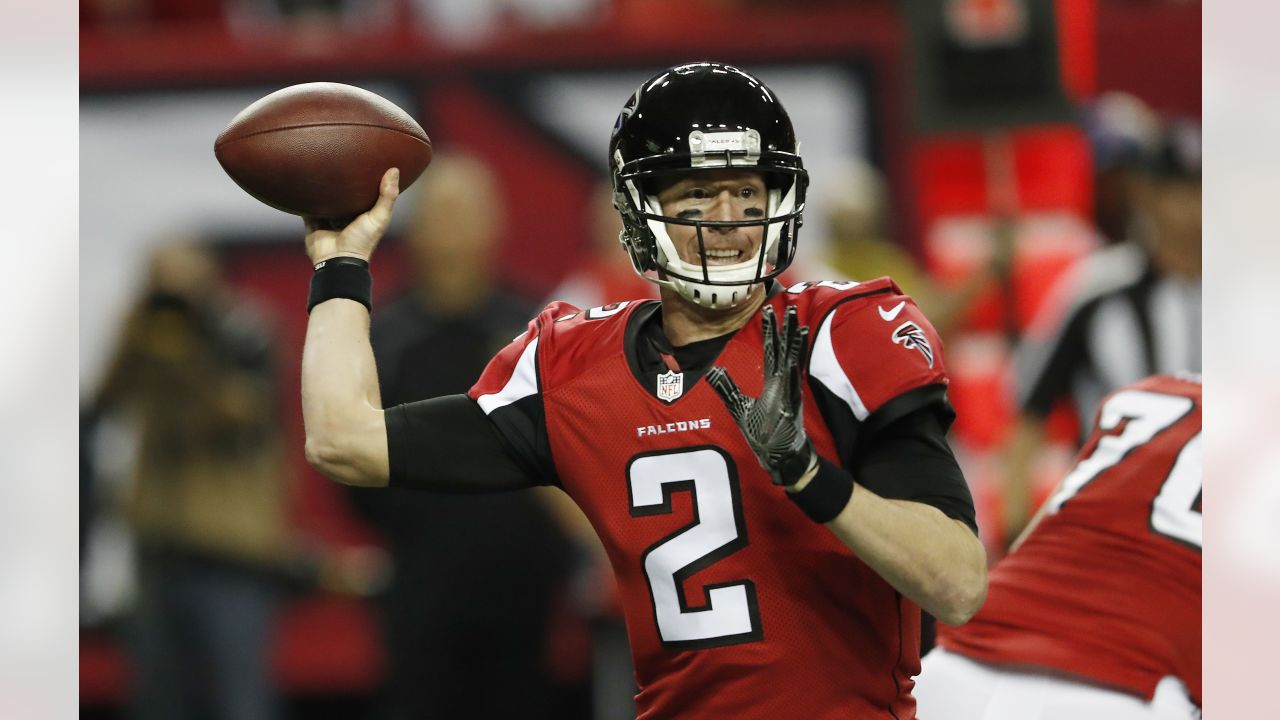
878;301;906;321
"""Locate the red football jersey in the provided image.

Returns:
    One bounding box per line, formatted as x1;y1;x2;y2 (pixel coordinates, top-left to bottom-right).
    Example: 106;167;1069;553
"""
940;374;1202;705
469;279;953;719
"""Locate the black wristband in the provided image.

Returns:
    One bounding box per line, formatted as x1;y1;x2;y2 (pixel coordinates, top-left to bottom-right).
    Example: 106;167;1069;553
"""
308;256;371;313
786;455;855;524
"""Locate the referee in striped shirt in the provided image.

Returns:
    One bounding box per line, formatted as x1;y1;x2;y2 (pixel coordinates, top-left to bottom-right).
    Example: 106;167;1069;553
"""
1001;118;1201;543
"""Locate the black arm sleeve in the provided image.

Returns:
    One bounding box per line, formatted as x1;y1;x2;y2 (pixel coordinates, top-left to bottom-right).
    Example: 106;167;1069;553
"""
385;394;546;493
852;406;978;535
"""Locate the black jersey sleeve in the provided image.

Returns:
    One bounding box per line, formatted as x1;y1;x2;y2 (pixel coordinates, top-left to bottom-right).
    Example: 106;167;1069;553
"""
810;377;977;534
385;394;550;492
852;406;978;534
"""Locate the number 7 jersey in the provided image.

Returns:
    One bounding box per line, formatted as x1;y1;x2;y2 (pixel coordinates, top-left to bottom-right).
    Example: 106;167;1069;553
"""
468;279;956;720
939;373;1202;706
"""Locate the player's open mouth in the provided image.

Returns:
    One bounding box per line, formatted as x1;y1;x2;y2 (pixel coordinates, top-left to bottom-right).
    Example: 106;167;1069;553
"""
699;248;746;265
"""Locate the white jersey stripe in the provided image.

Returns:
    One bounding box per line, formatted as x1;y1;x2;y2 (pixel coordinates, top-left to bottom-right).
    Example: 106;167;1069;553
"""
1150;278;1200;375
476;338;539;415
1088;295;1147;392
809;311;869;421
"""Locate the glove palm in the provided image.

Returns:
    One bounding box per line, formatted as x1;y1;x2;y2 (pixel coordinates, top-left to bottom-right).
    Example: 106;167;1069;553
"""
707;305;816;486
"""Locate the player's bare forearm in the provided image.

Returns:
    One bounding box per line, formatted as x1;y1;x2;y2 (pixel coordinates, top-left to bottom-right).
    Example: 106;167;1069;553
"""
301;299;389;486
301;169;401;487
809;479;987;625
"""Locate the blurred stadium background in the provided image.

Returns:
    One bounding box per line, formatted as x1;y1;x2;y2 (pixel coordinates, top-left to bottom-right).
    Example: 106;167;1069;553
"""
78;1;1201;718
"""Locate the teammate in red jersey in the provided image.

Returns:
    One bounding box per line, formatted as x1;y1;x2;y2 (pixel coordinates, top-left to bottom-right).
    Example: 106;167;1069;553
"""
299;62;987;719
915;373;1201;719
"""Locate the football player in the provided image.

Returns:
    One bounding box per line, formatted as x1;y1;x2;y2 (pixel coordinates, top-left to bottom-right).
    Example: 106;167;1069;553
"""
300;62;987;718
914;373;1201;719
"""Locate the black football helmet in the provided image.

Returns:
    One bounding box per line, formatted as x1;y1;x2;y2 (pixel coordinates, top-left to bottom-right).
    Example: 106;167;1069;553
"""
609;62;808;309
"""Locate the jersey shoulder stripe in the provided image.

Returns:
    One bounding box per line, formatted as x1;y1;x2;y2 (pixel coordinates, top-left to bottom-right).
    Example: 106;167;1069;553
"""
468;299;652;412
467;301;574;412
475;338;539;415
786;276;948;421
810;314;871;420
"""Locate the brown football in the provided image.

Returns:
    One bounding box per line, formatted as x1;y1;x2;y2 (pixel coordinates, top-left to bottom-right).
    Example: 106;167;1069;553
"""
215;82;432;219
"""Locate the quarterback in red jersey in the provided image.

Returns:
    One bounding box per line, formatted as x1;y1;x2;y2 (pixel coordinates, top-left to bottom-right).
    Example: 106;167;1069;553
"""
298;62;987;719
915;373;1201;719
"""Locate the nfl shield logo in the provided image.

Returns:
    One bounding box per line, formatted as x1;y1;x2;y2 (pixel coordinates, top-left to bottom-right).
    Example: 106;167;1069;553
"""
656;370;684;403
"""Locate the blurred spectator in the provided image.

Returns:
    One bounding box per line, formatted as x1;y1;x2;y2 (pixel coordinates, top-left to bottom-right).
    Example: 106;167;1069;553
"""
87;241;288;720
345;153;584;720
821;157;1010;341
1001;115;1202;541
545;181;657;310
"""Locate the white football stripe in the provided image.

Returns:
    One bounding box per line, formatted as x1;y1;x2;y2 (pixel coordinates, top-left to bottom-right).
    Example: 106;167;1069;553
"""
809;312;869;421
476;338;540;414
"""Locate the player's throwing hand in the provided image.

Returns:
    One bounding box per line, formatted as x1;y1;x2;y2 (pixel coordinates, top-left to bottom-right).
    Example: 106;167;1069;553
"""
303;167;401;265
707;305;817;487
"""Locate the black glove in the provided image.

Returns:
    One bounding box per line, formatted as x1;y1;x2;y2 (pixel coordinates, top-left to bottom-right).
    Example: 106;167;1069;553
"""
707;305;817;487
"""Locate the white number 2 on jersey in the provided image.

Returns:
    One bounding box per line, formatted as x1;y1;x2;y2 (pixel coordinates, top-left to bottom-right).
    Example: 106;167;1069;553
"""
627;447;762;649
1044;389;1202;549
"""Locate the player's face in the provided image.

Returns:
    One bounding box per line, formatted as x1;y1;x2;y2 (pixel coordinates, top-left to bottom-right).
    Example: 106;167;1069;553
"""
656;170;767;267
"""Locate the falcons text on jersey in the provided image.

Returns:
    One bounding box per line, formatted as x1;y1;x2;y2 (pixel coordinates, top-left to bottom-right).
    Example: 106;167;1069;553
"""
469;279;954;719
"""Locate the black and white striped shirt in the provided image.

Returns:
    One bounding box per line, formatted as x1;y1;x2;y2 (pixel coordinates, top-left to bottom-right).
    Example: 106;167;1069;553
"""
1017;242;1202;441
